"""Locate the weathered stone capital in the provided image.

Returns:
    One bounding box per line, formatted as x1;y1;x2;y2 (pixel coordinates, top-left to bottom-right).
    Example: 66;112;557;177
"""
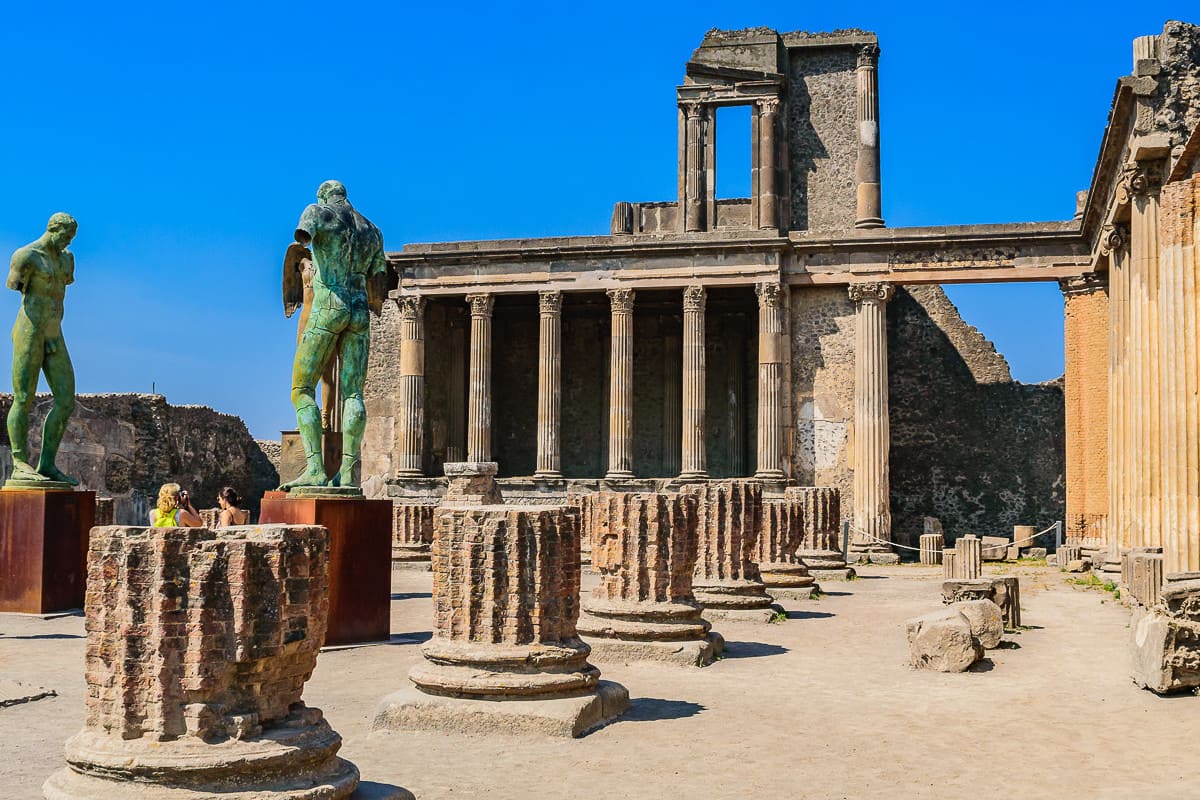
683;285;706;312
1059;272;1108;295
538;290;562;315
680;101;703;119
397;295;426;321
757;96;781;117
1116;160;1164;204
466;293;495;318
848;282;893;305
755;281;783;309
607;287;635;313
858;44;880;68
1099;223;1130;257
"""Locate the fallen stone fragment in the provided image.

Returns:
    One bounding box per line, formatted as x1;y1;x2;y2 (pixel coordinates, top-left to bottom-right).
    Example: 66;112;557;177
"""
1066;559;1089;573
949;599;1004;649
906;608;983;672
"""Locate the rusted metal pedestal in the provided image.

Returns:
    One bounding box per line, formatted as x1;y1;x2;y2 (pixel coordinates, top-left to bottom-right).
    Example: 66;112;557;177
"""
0;489;95;613
259;494;391;646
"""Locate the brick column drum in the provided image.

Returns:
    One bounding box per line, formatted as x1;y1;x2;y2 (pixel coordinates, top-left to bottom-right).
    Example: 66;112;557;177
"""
687;480;776;623
373;466;628;737
43;525;410;800
756;496;819;600
576;491;719;666
790;486;854;579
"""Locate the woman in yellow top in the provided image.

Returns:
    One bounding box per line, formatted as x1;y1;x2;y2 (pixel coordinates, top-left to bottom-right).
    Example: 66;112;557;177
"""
149;483;203;527
217;487;249;526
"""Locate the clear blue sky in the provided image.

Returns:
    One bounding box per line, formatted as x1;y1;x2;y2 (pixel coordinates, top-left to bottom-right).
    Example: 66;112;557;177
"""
0;2;1188;439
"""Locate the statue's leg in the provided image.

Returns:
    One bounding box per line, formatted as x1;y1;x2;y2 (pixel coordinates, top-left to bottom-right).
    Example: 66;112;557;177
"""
333;328;368;487
280;316;340;489
7;322;43;479
37;339;78;484
319;354;338;430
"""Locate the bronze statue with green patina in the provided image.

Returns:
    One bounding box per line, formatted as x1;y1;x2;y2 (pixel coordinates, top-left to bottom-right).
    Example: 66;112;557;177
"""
6;213;79;487
280;181;386;490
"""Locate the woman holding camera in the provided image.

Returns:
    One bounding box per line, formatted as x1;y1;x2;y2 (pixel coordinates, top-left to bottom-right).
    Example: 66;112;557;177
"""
149;482;202;527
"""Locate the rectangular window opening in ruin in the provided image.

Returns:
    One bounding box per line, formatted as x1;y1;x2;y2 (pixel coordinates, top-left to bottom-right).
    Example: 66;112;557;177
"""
714;105;752;202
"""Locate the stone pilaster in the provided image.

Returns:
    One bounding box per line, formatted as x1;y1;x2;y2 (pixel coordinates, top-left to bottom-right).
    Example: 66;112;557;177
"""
466;294;494;463
447;314;466;463
536;290;563;479
755;282;785;481
680;286;707;480
854;44;884;229
848;282;894;557
682;102;705;233
758;97;780;231
396;295;426;477
606;288;635;480
576;491;717;666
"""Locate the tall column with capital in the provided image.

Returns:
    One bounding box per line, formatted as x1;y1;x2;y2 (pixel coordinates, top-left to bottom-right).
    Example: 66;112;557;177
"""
662;325;682;476
854;44;884;229
446;314;466;462
535;290;563;479
755;282;785;481
606;288;635;479
680;286;707;480
396;295;426;477
681;102;705;233
465;294;494;463
757;97;780;231
1101;225;1130;551
848;283;893;554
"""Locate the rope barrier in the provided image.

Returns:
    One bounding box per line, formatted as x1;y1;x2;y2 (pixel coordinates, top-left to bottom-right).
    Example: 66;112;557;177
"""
846;521;1060;553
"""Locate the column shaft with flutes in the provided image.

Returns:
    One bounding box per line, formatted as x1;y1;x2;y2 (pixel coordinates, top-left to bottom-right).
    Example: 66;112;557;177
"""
535;290;563;479
1102;224;1129;550
606;288;635;479
466;293;494;463
854;44;884;229
662;325;682;476
396;295;426;477
680;285;707;480
849;282;894;549
447;314;466;462
683;102;705;233
755;282;785;480
757;97;780;231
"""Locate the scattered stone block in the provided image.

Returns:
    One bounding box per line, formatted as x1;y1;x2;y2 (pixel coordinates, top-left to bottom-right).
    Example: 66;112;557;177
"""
906;608;983;672
1066;559;1089;573
980;535;1009;561
43;525;397;800
942;577;1020;629
919;532;944;565
1123;547;1164;607
942;549;957;580
686;481;776;623
576;491;717;667
790;486;854;579
1006;545;1020;561
949;599;1004;649
1131;579;1200;694
1057;544;1082;565
941;579;995;604
1021;547;1047;560
373;501;628;737
952;535;982;579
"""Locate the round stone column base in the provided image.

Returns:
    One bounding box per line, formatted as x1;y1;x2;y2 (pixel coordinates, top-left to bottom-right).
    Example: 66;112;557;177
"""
44;715;370;800
412;638;599;698
583;633;722;667
758;562;816;589
372;680;629;738
693;581;774;610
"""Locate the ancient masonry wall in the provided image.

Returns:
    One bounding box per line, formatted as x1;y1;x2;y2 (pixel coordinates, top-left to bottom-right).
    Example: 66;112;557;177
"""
0;394;279;524
1063;285;1110;543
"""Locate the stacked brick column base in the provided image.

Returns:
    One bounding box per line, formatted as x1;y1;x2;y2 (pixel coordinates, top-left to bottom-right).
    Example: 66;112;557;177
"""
686;480;778;624
576;491;720;667
44;525;411;800
757;497;820;601
790;486;855;579
373;464;628;738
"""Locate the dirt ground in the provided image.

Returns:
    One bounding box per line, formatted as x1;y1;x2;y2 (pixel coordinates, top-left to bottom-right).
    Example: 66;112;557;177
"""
3;562;1199;800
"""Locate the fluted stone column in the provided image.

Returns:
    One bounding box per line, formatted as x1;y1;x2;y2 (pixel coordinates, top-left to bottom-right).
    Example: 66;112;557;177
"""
447;314;466;463
536;290;563;479
662;327;682;476
466;294;494;463
758;97;780;231
755;282;785;481
396;296;426;477
1103;224;1130;551
848;282;895;560
680;286;707;480
606;288;635;480
854;44;884;229
682;102;705;233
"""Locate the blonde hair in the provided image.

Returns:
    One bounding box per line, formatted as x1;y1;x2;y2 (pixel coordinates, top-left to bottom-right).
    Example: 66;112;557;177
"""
157;483;182;514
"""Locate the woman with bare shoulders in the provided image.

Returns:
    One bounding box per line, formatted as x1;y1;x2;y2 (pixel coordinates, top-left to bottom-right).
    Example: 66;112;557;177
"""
218;487;249;527
149;483;202;527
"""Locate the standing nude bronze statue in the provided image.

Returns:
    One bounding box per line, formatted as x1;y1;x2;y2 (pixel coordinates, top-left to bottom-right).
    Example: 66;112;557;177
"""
284;244;340;431
6;213;79;486
280;181;386;490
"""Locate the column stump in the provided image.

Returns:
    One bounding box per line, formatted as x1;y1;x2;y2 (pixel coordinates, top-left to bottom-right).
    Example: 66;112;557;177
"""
757;497;820;601
0;488;95;614
576;491;719;667
686;481;777;624
790;487;855;580
373;502;628;737
391;501;436;571
43;525;411;800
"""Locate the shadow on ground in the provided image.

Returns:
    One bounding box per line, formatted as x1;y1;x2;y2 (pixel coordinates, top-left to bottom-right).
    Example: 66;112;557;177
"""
391;592;433;601
623;697;705;723
0;633;83;640
785;610;835;621
722;642;788;659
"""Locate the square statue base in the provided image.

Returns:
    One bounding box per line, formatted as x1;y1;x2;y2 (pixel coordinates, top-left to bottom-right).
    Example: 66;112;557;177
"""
259;495;391;646
583;633;723;667
372;681;630;738
0;489;95;613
